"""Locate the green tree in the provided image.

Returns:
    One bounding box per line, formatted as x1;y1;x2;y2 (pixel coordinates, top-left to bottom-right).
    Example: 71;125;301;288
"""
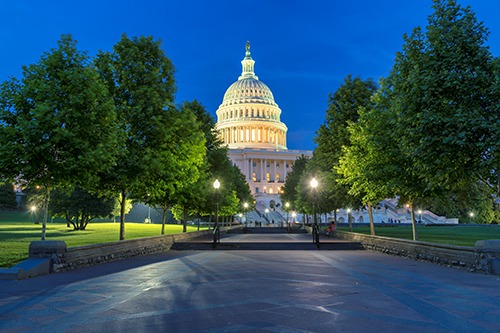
0;183;17;210
0;35;119;239
154;102;206;233
50;187;114;230
110;197;133;222
484;56;500;217
342;0;499;239
180;100;251;224
312;75;377;224
95;34;178;240
418;179;496;224
397;0;496;190
205;148;249;225
281;155;309;214
337;103;396;235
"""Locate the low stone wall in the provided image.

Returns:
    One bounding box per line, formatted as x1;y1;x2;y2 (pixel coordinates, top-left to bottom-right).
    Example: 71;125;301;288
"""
333;231;500;275
30;227;240;273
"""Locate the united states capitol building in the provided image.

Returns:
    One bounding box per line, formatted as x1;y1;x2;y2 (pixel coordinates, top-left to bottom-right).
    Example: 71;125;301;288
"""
215;42;312;219
214;42;457;226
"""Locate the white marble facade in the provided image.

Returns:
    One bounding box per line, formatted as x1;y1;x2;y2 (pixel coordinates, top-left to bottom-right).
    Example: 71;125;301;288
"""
215;42;312;205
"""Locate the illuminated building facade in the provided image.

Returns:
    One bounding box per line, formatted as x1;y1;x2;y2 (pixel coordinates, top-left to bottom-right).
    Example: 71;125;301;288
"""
215;42;312;207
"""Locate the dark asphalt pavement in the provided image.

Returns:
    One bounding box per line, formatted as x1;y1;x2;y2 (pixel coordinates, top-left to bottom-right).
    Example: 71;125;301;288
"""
0;232;499;332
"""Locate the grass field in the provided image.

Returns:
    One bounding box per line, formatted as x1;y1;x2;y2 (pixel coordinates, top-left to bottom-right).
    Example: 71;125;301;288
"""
2;210;500;268
335;225;500;247
0;211;207;268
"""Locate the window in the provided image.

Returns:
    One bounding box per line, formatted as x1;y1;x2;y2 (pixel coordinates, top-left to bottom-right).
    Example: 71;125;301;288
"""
255;187;259;193
276;173;280;182
266;172;270;182
252;172;257;182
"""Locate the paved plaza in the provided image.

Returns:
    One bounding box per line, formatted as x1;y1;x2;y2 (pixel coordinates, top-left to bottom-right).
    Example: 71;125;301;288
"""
0;232;499;332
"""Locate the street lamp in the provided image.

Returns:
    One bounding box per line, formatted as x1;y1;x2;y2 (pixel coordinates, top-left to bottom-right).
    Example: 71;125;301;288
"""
469;212;474;223
310;178;318;226
213;179;220;228
417;209;422;224
291;211;297;223
243;202;249;224
310;177;319;246
146;194;151;224
285;202;290;227
31;205;37;224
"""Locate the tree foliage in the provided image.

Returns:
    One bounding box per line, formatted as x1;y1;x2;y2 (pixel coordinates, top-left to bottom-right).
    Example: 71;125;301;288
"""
395;1;496;190
338;0;499;230
50;187;114;230
313;75;377;218
0;183;17;210
95;34;181;240
280;155;309;213
0;35;119;239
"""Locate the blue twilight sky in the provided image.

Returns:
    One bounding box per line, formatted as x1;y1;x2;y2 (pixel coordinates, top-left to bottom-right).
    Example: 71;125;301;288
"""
0;1;499;151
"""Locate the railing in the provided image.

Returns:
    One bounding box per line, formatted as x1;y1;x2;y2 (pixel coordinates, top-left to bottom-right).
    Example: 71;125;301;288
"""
312;224;320;248
213;225;220;248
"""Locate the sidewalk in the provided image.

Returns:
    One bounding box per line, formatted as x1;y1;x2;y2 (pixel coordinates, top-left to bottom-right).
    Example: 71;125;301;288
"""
0;232;499;332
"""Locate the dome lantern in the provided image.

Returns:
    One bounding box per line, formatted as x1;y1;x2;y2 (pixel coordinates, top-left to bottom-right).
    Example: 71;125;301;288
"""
239;41;258;80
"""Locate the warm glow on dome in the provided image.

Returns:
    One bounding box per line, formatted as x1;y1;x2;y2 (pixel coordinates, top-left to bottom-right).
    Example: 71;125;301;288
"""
215;42;288;151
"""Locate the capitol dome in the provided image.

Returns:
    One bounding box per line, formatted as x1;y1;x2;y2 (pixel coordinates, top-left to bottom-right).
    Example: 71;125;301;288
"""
221;78;277;108
216;42;288;150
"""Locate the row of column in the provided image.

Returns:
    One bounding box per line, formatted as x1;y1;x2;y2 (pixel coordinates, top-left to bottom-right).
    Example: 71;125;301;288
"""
241;158;291;184
220;108;279;121
221;126;286;147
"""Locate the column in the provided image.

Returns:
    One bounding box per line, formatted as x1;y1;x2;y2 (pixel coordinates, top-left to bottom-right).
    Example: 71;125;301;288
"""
283;159;288;180
273;160;277;182
243;157;248;181
249;158;253;181
260;159;264;182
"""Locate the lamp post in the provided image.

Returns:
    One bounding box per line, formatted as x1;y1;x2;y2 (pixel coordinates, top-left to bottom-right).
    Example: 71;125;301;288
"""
417;209;422;224
310;177;319;246
285;202;290;228
310;178;318;226
243;202;249;225
213;179;220;228
265;208;269;224
469;212;474;223
291;211;296;223
146;194;151;224
346;208;352;232
31;205;37;224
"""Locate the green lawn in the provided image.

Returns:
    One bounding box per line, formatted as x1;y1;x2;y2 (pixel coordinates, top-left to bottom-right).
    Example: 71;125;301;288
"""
335;225;500;247
0;219;206;268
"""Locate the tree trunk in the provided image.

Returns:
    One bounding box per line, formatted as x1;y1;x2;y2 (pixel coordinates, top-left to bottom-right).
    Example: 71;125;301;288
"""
183;206;187;233
161;203;168;235
119;189;127;240
411;206;418;241
368;203;375;236
348;211;353;232
41;186;51;240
